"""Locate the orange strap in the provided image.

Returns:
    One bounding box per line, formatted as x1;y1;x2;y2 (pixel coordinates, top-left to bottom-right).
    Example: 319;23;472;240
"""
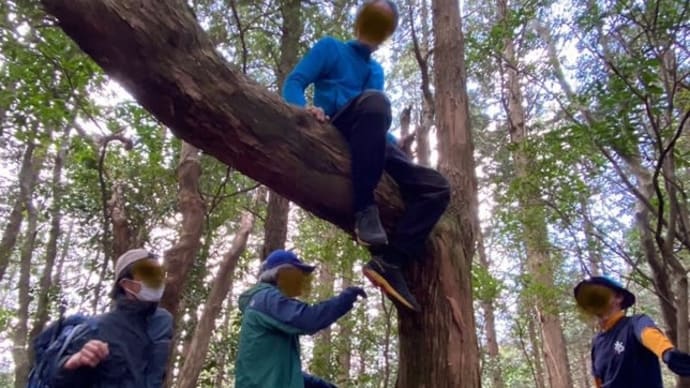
595;377;603;388
640;327;674;358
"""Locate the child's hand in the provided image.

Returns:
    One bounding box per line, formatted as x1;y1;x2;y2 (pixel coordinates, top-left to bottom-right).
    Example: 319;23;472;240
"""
305;106;329;123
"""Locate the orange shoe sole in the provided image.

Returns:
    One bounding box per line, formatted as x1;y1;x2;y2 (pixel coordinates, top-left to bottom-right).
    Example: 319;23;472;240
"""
362;267;417;311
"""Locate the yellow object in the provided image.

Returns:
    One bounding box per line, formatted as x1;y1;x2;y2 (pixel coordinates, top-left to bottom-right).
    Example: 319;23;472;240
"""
355;2;395;45
130;259;166;288
276;266;313;298
575;283;615;315
640;327;674;358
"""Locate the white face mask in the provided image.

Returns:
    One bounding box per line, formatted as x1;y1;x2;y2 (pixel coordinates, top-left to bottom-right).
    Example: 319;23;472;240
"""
126;281;165;302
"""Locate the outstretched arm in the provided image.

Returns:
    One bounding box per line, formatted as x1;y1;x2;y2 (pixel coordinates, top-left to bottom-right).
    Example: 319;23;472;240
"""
634;315;690;376
251;286;366;335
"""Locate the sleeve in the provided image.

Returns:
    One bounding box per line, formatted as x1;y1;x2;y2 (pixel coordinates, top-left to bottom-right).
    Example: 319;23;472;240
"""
634;314;675;358
282;37;337;107
251;287;357;335
145;308;174;387
49;330;99;387
367;61;385;91
303;371;335;388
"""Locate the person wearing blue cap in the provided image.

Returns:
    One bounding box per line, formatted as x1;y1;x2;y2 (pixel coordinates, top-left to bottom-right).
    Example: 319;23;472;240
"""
282;0;450;312
574;276;690;388
234;250;367;388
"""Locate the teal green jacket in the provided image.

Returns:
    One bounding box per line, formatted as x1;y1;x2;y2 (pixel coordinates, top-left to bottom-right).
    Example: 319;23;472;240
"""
234;283;358;388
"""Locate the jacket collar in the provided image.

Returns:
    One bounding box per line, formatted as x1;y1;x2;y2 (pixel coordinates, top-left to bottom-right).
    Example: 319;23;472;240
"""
347;40;373;59
114;295;158;318
600;310;625;332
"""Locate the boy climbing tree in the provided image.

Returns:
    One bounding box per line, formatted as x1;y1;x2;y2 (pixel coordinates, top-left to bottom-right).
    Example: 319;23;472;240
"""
281;0;450;312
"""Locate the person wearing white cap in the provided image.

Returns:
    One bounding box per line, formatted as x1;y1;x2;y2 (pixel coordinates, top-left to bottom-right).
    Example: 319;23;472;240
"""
47;248;173;387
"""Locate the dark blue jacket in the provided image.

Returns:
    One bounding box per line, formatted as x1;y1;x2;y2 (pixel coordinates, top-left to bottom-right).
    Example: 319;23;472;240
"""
50;298;173;388
591;314;664;388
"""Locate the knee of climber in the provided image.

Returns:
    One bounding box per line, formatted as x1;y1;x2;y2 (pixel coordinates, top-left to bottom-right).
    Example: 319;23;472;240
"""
357;90;392;118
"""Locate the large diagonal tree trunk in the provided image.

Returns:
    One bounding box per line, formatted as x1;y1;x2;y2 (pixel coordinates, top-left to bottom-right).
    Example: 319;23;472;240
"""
39;1;481;385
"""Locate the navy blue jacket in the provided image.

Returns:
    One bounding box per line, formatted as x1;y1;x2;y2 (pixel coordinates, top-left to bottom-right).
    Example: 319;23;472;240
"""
50;298;173;388
591;314;664;388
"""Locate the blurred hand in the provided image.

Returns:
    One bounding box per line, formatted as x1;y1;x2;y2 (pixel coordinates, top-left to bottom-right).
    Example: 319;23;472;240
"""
64;340;109;370
344;286;368;300
663;348;690;376
305;106;329;123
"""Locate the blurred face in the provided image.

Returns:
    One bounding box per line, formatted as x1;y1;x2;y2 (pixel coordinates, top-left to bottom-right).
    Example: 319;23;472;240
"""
276;266;313;298
119;258;166;301
355;1;396;49
576;284;623;320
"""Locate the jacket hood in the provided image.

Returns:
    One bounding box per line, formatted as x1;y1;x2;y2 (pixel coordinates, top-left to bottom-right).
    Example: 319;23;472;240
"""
238;282;274;313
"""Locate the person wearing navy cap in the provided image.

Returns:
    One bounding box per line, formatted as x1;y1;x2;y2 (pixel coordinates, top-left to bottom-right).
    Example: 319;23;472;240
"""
234;250;367;388
574;276;690;388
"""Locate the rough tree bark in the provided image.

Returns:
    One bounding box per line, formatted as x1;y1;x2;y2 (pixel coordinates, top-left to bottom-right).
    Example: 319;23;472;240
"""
160;142;205;320
394;0;481;386
39;1;480;385
176;212;254;388
261;0;302;259
497;1;572;386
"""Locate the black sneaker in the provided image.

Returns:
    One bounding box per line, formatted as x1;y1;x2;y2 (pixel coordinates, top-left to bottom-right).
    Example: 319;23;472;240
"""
354;205;388;247
362;256;420;312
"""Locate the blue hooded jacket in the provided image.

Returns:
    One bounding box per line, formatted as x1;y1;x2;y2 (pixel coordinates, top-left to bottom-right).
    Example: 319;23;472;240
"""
282;36;398;144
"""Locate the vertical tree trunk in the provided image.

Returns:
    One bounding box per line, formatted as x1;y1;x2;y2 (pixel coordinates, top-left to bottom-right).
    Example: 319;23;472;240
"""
409;0;433;167
212;297;235;388
527;309;547;388
12;144;45;388
336;262;354;385
0;141;36;282
580;194;601;276
29;131;71;355
477;232;504;388
311;263;335;378
497;0;572;386
161;142;205;320
397;0;481;386
176;212;254;388
261;0;303;258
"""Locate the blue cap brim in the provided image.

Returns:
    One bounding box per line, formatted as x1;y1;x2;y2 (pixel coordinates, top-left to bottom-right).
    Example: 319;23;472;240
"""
293;263;316;273
574;277;636;309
